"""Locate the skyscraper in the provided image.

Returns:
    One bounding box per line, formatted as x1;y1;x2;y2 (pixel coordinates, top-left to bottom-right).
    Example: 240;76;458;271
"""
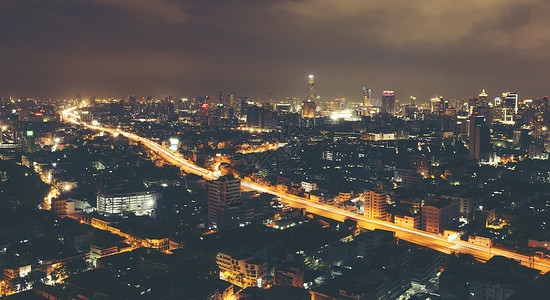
208;175;242;228
430;96;444;114
302;74;317;118
239;96;248;117
362;87;372;107
501;92;519;122
468;115;491;161
477;89;489;108
218;92;234;108
381;91;395;114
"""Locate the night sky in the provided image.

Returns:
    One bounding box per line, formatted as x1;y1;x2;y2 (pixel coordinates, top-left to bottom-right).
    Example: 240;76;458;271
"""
2;0;550;103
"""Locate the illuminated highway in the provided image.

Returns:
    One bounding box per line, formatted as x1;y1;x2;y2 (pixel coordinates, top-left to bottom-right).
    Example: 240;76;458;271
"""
61;107;550;273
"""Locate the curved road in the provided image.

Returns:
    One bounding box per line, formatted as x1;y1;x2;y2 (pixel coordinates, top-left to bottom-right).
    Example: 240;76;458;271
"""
61;108;550;273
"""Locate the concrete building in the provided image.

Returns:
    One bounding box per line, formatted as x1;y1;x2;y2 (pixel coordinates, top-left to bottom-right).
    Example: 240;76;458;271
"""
364;190;388;221
381;91;396;114
97;187;158;217
442;194;474;220
301;181;318;193
468;235;493;247
469;115;491;161
394;214;421;229
216;251;268;288
208;175;242;229
274;265;304;288
421;199;458;233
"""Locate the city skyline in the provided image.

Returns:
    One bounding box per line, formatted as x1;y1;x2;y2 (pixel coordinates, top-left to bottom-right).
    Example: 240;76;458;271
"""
4;1;550;298
2;0;550;101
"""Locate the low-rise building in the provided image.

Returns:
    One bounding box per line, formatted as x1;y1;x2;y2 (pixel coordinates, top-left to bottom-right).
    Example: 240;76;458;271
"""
97;186;158;217
468;235;493;247
394;214;421;230
216;251;268;288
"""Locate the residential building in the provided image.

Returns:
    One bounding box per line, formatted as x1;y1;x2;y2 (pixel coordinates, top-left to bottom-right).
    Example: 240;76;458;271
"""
364;190;388;221
421;199;458;233
216;251;268;288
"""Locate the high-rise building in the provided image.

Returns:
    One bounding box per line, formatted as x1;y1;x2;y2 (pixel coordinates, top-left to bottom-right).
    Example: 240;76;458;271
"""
469;89;490;116
430;96;445;115
246;105;278;129
363;190;388;221
502;92;519;122
218;92;234;108
208;175;242;229
286;96;300;112
381;91;395;114
362;87;372;107
302;75;317;118
239;96;248;117
468;115;491;161
477;89;489;108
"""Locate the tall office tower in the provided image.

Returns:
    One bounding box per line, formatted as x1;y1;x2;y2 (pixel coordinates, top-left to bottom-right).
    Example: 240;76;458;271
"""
477;89;489;108
430;96;441;114
218;92;233;107
410;96;416;106
208;175;242;229
302;74;318;118
502;92;519;122
362;87;372;107
381;91;395;114
468;115;491;161
363;190;388;221
239;96;248;117
228;93;235;108
286;97;300;112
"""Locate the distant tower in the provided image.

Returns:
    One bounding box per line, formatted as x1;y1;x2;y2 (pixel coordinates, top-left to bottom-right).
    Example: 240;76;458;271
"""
302;74;318;118
477;89;489;108
430;96;444;115
304;74;317;102
381;91;395;114
502;92;519;122
469;115;490;161
362;87;372;107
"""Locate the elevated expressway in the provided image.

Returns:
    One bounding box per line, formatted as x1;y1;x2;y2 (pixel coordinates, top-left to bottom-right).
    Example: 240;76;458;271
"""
61;108;550;273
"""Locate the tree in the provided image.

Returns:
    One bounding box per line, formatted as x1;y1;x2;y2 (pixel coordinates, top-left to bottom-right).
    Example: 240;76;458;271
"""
51;258;89;282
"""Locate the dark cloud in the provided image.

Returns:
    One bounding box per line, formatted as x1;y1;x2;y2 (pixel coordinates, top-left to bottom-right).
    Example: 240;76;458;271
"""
1;0;550;102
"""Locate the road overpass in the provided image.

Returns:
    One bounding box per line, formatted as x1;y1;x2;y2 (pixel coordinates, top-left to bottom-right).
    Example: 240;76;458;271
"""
61;108;550;273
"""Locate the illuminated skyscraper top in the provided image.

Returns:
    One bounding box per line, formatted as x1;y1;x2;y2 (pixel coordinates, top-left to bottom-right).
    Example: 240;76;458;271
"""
381;91;395;114
477;89;489;108
362;87;372;107
304;74;318;102
302;74;317;118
